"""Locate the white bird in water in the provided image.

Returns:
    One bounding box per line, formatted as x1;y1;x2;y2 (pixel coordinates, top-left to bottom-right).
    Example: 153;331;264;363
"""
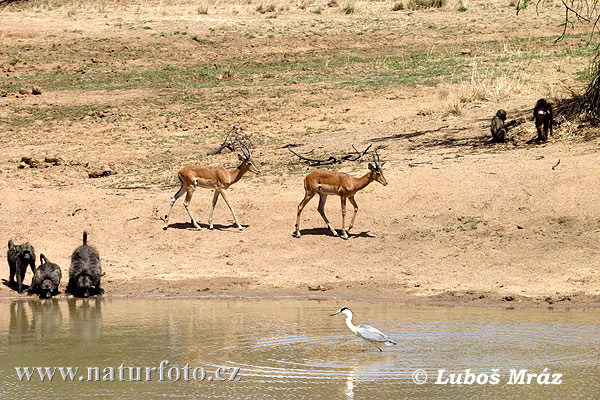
331;307;397;352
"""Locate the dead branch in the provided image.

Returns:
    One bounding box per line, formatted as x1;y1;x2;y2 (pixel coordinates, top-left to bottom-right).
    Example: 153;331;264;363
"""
208;124;254;155
286;144;373;166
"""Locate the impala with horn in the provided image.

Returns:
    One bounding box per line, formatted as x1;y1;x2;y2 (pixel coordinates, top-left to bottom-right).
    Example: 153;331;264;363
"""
163;143;260;231
294;151;388;240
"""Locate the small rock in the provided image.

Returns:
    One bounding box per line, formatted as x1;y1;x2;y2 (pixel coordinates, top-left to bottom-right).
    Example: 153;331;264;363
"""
21;156;44;168
459;48;472;55
503;295;514;302
308;285;328;292
88;164;115;178
0;90;7;97
18;87;32;95
31;86;42;95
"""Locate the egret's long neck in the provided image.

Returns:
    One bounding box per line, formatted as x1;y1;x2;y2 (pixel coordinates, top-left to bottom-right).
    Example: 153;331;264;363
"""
344;312;359;336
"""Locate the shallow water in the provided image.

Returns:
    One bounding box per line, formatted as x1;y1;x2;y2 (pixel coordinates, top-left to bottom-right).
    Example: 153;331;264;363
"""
0;298;598;399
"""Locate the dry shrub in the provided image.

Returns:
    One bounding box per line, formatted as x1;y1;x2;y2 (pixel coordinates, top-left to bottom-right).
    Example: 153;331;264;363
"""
444;72;526;115
407;0;446;10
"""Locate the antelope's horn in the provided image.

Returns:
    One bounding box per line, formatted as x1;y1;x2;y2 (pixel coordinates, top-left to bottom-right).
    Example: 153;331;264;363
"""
240;142;251;158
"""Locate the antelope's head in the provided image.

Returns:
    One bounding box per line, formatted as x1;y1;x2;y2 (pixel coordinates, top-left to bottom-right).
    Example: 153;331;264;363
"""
237;142;261;174
368;151;388;186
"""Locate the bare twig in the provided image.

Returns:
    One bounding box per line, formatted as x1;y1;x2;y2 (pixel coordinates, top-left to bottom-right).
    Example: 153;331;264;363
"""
208;125;254;155
123;216;139;228
552;159;561;170
286;144;373;166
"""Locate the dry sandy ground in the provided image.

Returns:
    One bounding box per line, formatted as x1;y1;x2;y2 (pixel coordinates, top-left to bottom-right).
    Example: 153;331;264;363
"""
1;1;599;306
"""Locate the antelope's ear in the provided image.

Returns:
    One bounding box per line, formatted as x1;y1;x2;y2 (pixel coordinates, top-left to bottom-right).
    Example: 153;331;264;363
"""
237;153;244;161
368;163;375;171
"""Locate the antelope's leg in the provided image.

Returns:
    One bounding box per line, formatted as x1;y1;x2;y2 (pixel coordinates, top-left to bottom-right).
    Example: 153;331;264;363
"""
163;184;186;230
348;196;358;231
317;194;338;237
218;189;242;230
340;196;348;240
207;190;220;230
183;186;202;230
294;191;315;238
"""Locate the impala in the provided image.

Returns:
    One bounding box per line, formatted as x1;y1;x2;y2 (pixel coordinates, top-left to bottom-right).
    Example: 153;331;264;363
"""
294;152;388;240
163;143;260;231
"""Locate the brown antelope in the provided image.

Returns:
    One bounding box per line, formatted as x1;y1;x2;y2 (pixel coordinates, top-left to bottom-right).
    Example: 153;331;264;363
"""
163;143;260;231
294;152;388;240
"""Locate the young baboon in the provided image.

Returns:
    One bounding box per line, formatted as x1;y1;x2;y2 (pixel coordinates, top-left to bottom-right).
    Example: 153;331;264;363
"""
534;98;553;142
28;254;62;299
66;231;103;298
490;109;521;143
490;109;508;142
7;240;36;294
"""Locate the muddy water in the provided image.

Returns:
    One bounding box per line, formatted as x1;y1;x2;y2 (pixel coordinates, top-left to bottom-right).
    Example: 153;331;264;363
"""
0;298;598;399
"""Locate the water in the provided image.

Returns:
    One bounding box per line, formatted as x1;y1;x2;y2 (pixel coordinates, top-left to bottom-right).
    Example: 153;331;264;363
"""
0;298;598;399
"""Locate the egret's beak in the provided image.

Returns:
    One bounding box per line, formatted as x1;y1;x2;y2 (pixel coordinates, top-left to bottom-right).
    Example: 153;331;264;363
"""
330;311;341;317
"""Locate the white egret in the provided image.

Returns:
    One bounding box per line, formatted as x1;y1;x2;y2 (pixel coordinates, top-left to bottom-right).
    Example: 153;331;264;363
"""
331;307;396;352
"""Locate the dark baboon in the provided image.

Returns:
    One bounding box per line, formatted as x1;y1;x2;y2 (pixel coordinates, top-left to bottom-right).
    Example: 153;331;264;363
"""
534;98;553;142
7;240;36;294
66;231;103;298
490;109;508;142
28;254;62;298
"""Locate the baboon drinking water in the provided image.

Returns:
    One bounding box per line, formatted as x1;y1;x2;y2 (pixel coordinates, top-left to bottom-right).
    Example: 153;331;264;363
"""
7;240;36;294
66;231;103;298
534;98;553;142
28;254;62;299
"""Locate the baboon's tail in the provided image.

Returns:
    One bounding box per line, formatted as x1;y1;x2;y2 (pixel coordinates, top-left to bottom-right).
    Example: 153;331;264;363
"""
83;231;88;246
8;239;14;249
40;254;48;264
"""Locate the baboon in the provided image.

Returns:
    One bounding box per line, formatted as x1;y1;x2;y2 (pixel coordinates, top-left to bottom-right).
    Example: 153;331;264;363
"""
534;98;553;142
66;231;103;298
7;240;36;294
28;254;62;298
491;109;508;142
490;109;520;143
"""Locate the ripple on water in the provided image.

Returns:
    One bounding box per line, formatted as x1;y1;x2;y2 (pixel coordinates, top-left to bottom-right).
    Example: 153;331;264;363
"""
194;316;600;383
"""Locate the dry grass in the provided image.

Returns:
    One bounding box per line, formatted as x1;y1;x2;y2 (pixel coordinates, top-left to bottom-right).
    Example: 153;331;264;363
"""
444;68;527;115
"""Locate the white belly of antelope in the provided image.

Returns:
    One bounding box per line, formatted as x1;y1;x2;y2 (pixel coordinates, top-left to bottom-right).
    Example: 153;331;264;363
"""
317;184;340;195
194;178;217;188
